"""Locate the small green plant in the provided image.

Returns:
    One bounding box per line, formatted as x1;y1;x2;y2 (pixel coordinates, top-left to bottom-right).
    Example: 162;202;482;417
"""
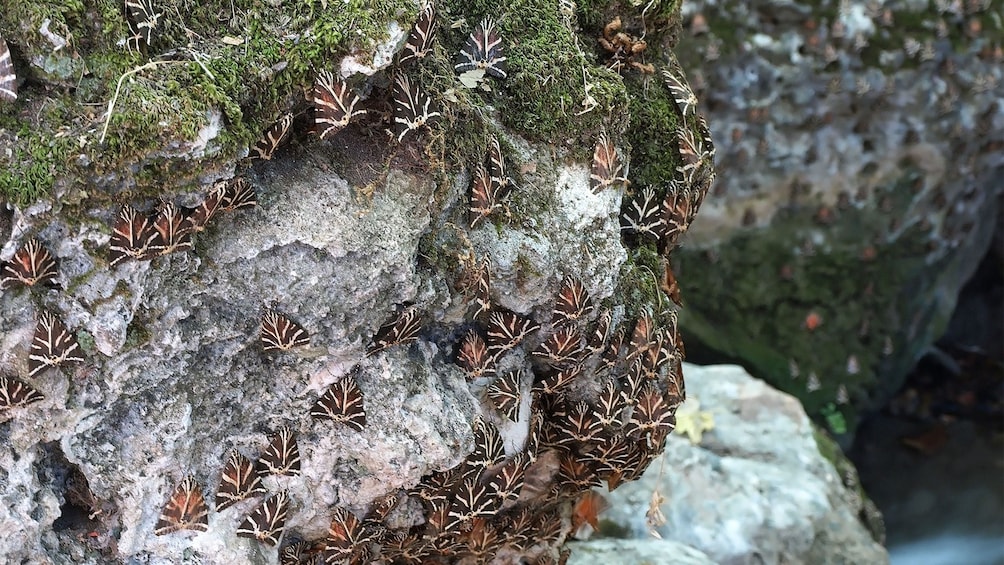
820;402;847;435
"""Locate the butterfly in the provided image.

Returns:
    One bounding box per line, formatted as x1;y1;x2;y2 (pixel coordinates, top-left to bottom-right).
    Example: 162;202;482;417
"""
0;37;17;101
310;375;367;431
560;400;604;443
313;71;366;140
108;205;157;266
398;1;437;64
457;330;495;381
251;113;293;161
1;239;58;290
468;164;499;228
531;325;585;367
488;452;528;505
586;309;612;355
445;477;497;531
626;383;676;440
181;182;225;234
0;375;44;410
28;310;84;378
592;379;625;428
391;74;440;142
468;418;506;469
215;448;266;512
236;490;290;546
464;517;504;559
620;187;665;241
468;255;491;319
662;65;699;118
533;364;583;396
154;475;209;535
125;0;161;51
366;304;422;356
485;309;540;357
260;310;310;352
661;186;693;252
256;427;301;477
487;369;521;422
590;133;628;193
454;18;507;80
324;506;379;560
148;202;194;256
220;177;257;212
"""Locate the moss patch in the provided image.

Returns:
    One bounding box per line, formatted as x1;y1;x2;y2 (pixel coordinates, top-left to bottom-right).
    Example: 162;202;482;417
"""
674;169;958;429
1;0;412;203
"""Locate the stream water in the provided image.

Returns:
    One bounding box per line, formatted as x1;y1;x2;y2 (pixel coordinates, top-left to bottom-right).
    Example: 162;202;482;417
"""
851;402;1003;565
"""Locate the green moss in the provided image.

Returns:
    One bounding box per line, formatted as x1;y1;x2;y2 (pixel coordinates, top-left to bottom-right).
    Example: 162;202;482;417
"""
0;0;411;202
623;73;683;188
0;124;71;204
76;330;96;354
674;169;954;424
812;423;886;543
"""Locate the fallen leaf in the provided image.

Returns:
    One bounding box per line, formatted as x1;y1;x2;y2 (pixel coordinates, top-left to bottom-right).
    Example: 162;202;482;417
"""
673;397;715;444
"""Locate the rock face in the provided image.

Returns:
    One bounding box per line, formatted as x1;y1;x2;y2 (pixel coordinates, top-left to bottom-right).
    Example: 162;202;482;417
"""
595;364;888;565
670;0;1004;434
2;0;710;561
0;127;632;562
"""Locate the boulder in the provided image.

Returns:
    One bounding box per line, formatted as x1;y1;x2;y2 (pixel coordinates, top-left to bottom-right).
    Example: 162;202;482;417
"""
668;0;1004;435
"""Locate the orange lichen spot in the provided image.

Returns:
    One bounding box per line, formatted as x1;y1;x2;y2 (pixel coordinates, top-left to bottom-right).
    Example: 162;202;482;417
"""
814;205;834;225
804;311;822;331
966;17;982;38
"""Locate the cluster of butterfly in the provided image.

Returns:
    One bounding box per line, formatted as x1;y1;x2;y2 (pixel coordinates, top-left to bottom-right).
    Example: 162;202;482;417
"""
5;3;706;563
345;261;686;564
154;427;304;546
469;125;628;231
108;177;256;266
461;263;682;451
0;242;84;411
257;302;424;435
250;1;507;163
165;430;573;565
0;177;258;413
620;62;715;257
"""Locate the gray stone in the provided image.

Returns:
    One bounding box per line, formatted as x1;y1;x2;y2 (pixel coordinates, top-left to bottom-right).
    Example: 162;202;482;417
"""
568;539;716;565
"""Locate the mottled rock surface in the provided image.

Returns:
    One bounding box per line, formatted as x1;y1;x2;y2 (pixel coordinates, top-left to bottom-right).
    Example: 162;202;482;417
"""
598;363;888;565
0;122;631;561
569;538;715;565
671;0;1003;434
